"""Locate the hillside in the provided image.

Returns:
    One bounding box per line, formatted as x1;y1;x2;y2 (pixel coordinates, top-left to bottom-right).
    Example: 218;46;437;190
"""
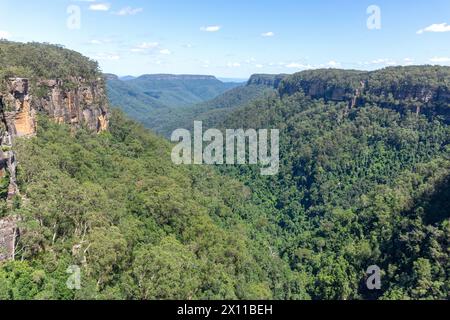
0;42;302;300
112;73;286;137
279;67;450;122
211;66;450;299
146;80;281;137
106;73;240;125
1;111;308;299
0;42;448;301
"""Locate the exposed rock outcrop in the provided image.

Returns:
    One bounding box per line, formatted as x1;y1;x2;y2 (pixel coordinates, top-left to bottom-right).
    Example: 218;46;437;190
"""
0;76;109;198
0;76;109;261
35;77;109;133
247;74;288;89
0;216;17;261
278;66;450;122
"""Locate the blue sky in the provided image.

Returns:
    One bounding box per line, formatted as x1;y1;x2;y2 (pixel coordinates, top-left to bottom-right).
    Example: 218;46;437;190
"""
1;0;450;78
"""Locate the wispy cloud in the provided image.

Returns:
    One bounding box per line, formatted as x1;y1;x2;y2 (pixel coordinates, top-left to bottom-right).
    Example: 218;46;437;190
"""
261;31;275;37
362;58;397;66
417;23;450;34
402;58;415;65
88;39;103;45
89;3;110;11
430;57;450;63
326;60;341;68
227;62;241;68
201;25;221;32
92;53;120;61
0;31;11;39
285;62;313;69
159;49;171;55
131;42;171;56
137;42;159;49
114;7;143;16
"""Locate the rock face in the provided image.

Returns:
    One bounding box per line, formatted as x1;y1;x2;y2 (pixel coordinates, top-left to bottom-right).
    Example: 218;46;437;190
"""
34;77;109;133
0;216;17;261
278;67;450;122
247;74;288;88
0;76;109;261
1;77;109;136
0;76;109;196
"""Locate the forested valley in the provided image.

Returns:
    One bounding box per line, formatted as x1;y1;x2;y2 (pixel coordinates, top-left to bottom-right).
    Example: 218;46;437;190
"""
0;42;448;300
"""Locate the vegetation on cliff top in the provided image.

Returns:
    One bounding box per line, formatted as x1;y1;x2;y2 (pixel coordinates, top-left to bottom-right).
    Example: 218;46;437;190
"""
0;41;101;86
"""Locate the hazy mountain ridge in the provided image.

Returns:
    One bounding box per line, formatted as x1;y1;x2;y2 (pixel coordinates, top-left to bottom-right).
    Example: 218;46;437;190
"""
106;72;287;137
145;82;279;137
107;73;240;110
106;73;242;132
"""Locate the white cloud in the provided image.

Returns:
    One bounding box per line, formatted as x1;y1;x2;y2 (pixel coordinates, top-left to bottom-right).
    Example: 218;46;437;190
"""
202;60;211;68
137;42;159;49
255;64;264;68
430;57;450;63
402;58;415;65
159;49;171;55
0;31;11;39
89;3;110;11
114;7;143;16
201;25;221;32
131;42;164;54
93;53;120;61
227;62;241;68
366;58;397;66
417;23;450;34
285;62;313;69
261;31;274;37
88;39;103;45
326;60;341;68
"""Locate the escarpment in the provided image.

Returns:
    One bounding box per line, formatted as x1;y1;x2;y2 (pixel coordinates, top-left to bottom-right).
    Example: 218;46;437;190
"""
247;74;288;88
278;66;450;122
0;75;109;261
0;76;110;196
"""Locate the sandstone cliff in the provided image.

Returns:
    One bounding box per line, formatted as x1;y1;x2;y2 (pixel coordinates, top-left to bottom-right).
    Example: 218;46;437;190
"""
278;66;450;122
0;217;17;261
247;74;288;88
0;76;109;261
0;76;109;196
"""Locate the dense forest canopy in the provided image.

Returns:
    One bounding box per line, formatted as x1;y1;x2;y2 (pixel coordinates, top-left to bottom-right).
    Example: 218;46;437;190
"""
210;67;450;299
0;42;448;300
0;111;310;300
0;41;101;82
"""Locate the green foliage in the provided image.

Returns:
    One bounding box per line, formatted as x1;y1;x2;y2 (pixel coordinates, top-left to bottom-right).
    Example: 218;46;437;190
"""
106;74;242;136
145;84;275;137
0;110;304;300
0;41;101;82
209;67;450;300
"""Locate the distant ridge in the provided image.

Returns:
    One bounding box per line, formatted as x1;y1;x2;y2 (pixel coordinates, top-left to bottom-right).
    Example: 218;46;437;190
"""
136;74;218;81
106;72;241;123
119;75;137;81
247;73;288;88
